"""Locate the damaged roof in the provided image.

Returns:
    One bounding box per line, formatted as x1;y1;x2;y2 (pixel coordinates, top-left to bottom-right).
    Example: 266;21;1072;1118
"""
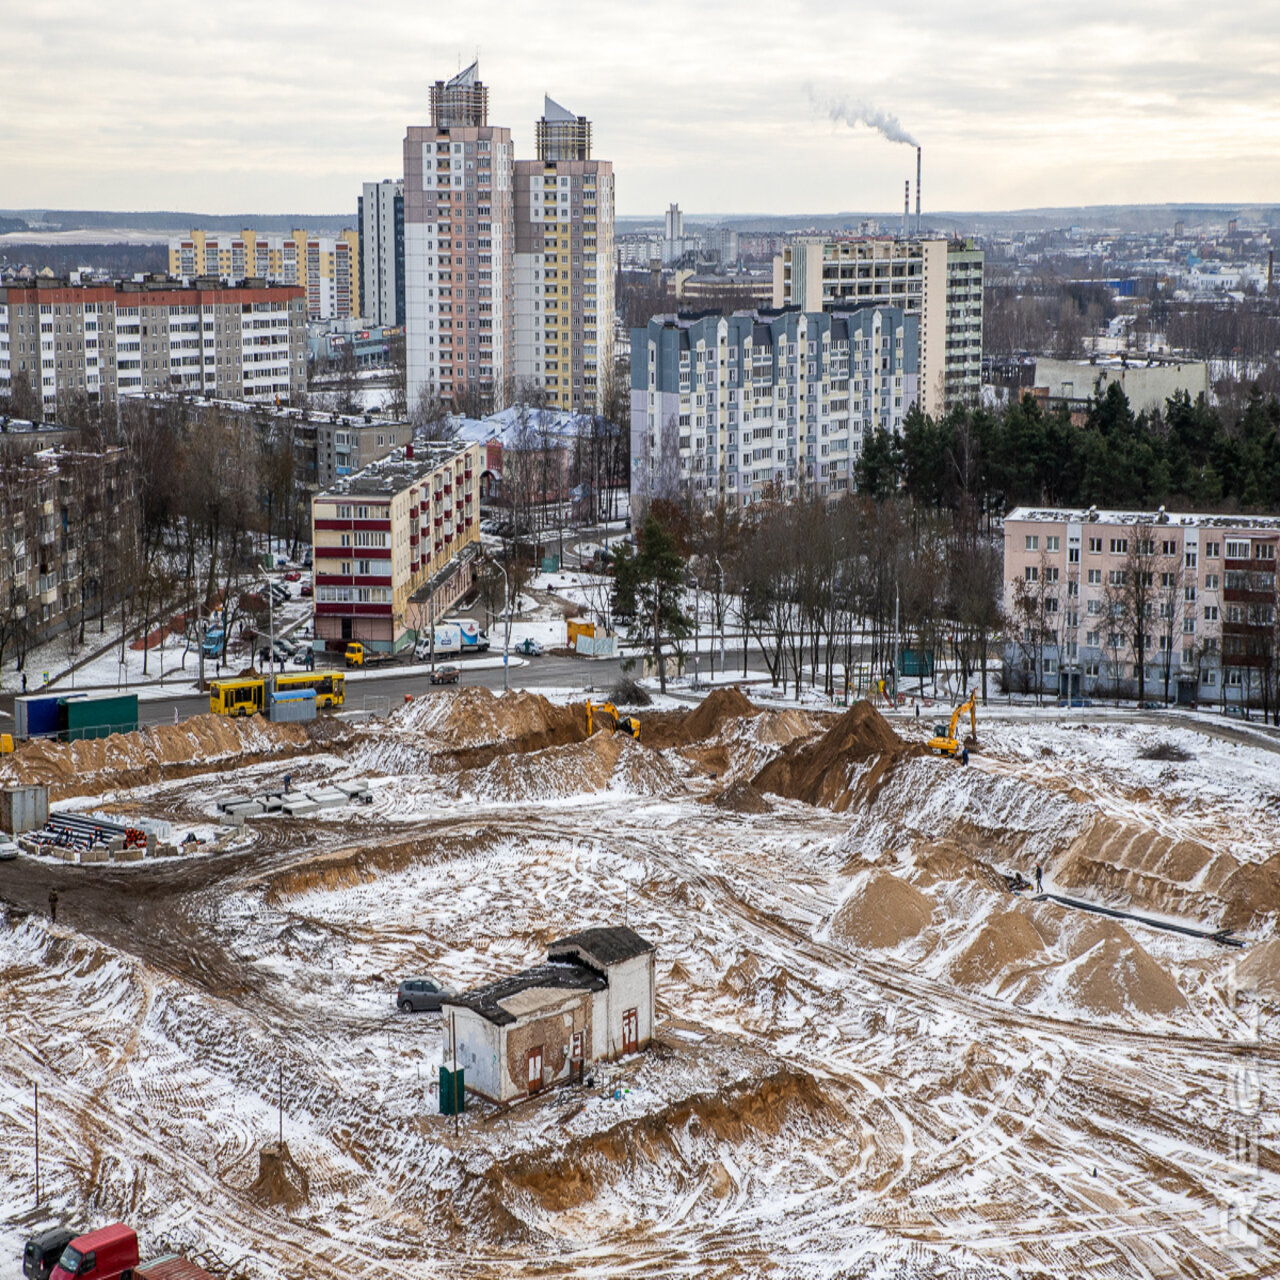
547;926;655;969
443;960;604;1027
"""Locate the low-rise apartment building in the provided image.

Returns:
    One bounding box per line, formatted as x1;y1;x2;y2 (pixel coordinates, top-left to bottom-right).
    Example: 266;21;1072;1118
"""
631;305;919;511
1004;506;1280;705
0;276;306;412
311;440;481;651
0;438;137;659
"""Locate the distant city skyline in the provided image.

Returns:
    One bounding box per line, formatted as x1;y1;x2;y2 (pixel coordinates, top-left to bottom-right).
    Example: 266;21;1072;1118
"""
5;1;1279;217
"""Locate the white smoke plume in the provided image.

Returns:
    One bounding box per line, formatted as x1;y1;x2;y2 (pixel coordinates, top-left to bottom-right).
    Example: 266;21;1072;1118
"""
825;97;918;148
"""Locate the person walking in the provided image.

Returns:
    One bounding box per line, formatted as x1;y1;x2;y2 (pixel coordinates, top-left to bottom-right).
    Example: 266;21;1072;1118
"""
1035;862;1043;895
48;887;58;923
961;745;970;766
22;672;27;693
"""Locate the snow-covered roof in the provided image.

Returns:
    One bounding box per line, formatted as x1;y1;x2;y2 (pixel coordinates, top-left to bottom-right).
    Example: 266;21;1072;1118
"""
1006;506;1280;531
450;404;608;448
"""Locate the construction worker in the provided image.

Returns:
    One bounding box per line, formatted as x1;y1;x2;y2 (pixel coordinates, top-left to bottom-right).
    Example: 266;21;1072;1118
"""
961;745;970;766
48;888;58;923
1035;863;1043;895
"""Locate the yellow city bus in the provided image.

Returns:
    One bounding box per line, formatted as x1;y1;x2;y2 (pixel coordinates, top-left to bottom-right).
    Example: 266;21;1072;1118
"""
209;678;267;717
274;671;346;709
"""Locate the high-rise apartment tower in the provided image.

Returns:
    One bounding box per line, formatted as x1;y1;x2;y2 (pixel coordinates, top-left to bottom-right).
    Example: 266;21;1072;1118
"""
404;63;514;413
514;96;615;413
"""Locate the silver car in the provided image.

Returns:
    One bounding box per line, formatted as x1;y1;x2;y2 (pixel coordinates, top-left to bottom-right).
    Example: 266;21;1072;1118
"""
397;976;451;1013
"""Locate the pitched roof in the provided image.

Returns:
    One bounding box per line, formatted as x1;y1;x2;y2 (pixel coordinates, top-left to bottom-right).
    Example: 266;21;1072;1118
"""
443;959;604;1027
547;926;655;969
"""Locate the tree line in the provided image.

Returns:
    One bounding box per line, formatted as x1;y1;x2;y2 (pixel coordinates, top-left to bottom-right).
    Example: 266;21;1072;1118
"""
855;382;1280;518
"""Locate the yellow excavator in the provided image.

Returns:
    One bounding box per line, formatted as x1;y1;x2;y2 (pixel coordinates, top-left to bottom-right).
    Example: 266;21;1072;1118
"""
585;699;641;740
927;690;977;758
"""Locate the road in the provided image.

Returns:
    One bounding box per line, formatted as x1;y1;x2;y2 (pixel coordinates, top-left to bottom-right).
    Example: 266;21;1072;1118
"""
134;651;633;726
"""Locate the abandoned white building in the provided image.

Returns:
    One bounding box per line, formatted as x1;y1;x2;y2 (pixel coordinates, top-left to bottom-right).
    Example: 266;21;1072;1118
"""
442;926;656;1104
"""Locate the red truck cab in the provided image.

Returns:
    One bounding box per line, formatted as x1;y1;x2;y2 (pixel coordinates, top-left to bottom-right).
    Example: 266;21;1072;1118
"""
49;1225;138;1280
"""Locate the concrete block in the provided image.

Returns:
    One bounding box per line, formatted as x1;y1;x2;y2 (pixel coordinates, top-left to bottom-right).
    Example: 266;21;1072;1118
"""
227;801;264;818
282;799;319;817
258;795;284;813
115;845;145;862
219;812;246;829
305;788;346;809
335;779;371;798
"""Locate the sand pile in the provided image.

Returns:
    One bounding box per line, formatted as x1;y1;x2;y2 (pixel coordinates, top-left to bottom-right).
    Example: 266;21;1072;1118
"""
492;1065;837;1215
753;700;911;810
400;687;586;752
0;715;310;800
950;909;1048;990
704;780;772;814
680;686;760;742
830;871;934;949
1052;814;1277;931
1234;938;1280;1002
1060;923;1188;1018
249;1140;310;1209
460;733;683;803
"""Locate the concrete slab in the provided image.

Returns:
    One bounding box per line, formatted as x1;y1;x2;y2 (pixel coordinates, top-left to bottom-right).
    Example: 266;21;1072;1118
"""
227;801;264;818
282;799;320;817
335;779;372;797
305;788;347;808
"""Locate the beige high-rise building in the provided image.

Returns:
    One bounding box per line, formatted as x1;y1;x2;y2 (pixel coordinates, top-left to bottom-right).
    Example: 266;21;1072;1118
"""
169;228;359;321
513;96;615;414
403;63;515;414
773;235;982;416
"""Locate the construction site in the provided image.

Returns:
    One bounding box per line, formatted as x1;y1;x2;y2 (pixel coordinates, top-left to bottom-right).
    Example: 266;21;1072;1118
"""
0;686;1277;1279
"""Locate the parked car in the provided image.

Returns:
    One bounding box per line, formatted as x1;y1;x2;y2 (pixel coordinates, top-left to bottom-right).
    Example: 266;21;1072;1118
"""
290;650;313;667
300;583;313;597
514;637;543;656
0;839;19;860
397;976;452;1013
430;664;461;685
23;1228;76;1280
284;570;301;582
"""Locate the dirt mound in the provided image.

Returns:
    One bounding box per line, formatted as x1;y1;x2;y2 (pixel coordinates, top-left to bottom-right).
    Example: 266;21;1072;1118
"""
248;1140;310;1209
493;1065;838;1214
950;909;1048;990
704;780;772;814
1062;923;1188;1018
1234;938;1280;1002
460;733;683;802
830;871;934;949
753;700;912;810
1052;815;1276;931
0;715;310;800
680;686;760;743
401;686;586;754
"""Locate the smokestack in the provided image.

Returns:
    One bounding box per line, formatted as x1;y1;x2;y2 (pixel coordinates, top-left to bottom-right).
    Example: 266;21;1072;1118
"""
916;146;922;235
903;180;909;237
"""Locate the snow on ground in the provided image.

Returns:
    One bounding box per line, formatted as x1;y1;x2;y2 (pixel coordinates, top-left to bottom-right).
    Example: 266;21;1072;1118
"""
0;698;1277;1278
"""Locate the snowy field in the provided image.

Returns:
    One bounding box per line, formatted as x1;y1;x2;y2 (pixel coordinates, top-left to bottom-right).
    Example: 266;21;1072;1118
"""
0;692;1276;1278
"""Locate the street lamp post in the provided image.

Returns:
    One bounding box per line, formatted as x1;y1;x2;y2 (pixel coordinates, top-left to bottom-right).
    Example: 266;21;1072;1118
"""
714;557;725;677
491;557;511;692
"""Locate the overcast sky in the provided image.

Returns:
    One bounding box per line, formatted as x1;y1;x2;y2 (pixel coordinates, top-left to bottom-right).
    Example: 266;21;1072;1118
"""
5;0;1278;219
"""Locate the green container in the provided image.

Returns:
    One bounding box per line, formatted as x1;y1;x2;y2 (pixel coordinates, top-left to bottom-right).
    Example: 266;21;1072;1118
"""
59;693;139;742
542;555;559;573
439;1065;466;1115
898;648;934;678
